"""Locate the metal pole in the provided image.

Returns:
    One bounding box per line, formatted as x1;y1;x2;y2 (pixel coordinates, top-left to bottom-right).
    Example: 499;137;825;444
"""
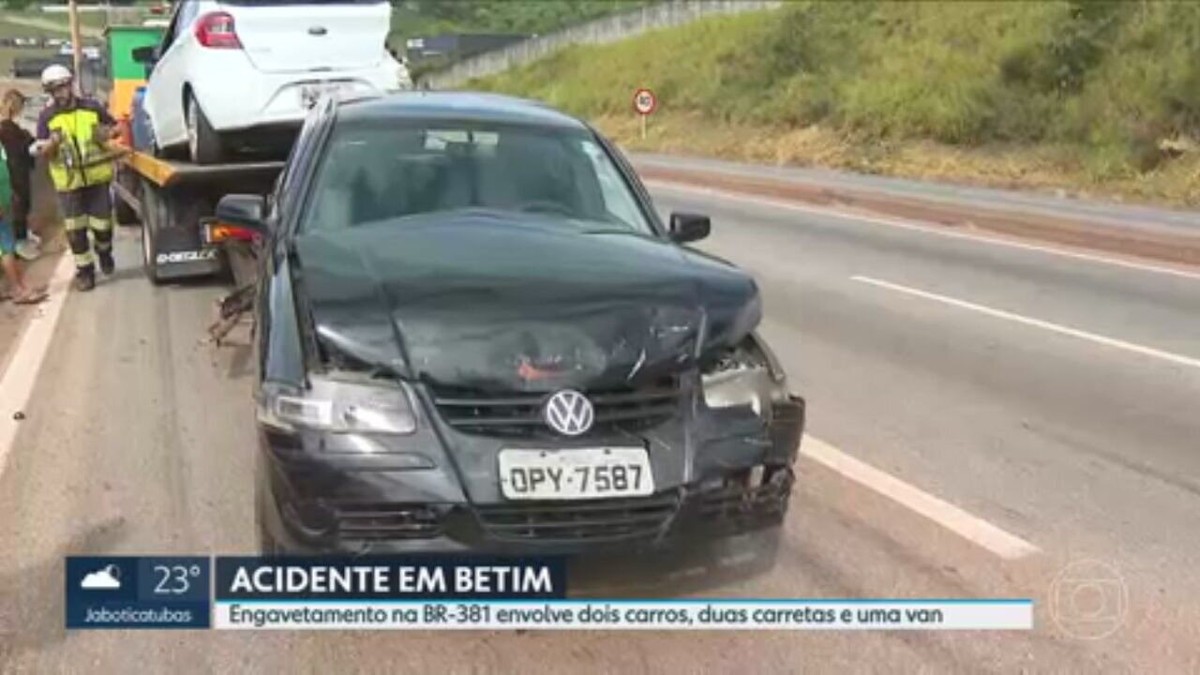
68;0;84;95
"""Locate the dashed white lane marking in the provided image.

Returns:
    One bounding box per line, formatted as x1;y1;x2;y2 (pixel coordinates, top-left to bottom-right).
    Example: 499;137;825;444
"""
0;253;75;478
801;435;1041;560
645;179;1200;282
852;275;1200;370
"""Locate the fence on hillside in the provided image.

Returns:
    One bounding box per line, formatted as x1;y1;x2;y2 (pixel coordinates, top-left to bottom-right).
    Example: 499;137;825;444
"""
421;0;782;89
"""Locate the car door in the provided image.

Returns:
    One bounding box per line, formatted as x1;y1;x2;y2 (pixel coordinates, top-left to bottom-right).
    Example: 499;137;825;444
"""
142;0;203;148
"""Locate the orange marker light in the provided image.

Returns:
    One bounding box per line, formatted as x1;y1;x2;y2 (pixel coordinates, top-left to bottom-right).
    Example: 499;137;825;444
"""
204;222;258;244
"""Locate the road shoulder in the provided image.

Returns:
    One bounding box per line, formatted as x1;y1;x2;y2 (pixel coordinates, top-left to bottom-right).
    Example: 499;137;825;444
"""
634;156;1200;268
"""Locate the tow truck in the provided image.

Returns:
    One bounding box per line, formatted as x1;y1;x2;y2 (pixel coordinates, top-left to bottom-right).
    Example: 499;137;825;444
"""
93;28;276;348
102;23;281;293
111;149;280;286
106;134;280;342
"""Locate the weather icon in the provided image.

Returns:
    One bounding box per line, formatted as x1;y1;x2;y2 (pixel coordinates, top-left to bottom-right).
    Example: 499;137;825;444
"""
80;564;122;590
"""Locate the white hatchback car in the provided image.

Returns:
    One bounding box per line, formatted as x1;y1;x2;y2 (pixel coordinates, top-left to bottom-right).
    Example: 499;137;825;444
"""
135;0;410;164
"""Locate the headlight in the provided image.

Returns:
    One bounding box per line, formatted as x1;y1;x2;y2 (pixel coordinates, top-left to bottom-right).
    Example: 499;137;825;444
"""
258;375;417;435
702;365;786;419
702;335;790;419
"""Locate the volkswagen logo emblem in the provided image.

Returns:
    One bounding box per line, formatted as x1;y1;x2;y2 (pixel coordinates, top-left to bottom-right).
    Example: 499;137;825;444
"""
543;390;594;436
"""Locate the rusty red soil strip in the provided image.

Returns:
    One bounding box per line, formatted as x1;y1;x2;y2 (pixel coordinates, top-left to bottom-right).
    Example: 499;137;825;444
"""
638;165;1200;268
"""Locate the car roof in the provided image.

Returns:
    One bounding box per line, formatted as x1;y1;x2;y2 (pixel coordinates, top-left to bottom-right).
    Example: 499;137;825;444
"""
334;91;590;131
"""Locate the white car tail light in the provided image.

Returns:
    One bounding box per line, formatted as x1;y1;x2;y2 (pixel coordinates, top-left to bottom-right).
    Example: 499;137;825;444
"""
195;12;242;49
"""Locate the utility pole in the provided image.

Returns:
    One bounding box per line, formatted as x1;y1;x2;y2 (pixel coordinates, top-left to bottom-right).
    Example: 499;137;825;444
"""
68;0;84;94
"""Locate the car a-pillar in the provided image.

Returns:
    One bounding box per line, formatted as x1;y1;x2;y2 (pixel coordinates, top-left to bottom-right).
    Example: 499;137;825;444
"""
139;179;222;285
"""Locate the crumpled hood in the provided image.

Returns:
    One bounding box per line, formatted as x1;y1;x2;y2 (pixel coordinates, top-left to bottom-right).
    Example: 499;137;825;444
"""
293;212;760;391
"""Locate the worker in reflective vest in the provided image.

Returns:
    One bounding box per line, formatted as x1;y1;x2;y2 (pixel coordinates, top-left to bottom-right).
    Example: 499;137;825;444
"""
33;64;120;292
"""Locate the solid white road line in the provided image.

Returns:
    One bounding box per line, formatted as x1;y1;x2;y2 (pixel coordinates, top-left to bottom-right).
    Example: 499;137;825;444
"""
0;253;75;478
801;435;1041;560
645;179;1200;282
852;275;1200;370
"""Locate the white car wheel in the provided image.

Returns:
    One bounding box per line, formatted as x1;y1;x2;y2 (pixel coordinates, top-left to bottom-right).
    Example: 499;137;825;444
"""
185;95;225;164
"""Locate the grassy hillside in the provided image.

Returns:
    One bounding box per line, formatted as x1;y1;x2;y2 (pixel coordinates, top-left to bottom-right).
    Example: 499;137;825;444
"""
471;1;1200;206
0;10;110;76
0;13;66;75
390;1;643;43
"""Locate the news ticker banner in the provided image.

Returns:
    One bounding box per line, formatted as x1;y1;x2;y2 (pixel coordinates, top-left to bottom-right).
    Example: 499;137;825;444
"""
65;556;1033;631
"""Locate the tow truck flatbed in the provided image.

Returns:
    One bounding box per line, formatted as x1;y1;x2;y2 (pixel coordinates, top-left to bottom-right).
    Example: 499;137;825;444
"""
122;149;284;189
112;144;284;284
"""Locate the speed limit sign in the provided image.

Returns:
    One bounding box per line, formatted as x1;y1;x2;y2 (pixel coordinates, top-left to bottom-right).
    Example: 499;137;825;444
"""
633;88;657;115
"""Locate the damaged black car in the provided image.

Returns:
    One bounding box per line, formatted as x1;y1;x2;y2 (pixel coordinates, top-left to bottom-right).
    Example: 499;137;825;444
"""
213;92;806;556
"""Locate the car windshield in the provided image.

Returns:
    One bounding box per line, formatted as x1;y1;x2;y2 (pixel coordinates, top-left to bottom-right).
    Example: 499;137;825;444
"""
299;120;654;234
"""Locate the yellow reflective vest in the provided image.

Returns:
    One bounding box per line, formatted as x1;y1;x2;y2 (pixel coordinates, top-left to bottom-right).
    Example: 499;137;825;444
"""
37;97;115;191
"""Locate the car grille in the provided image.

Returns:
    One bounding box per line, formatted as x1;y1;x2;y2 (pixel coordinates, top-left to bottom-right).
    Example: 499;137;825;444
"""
475;490;681;542
334;503;444;541
430;376;683;438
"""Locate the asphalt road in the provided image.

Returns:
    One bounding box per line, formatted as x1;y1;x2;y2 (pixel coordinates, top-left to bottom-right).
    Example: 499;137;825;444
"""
0;176;1198;671
634;153;1200;237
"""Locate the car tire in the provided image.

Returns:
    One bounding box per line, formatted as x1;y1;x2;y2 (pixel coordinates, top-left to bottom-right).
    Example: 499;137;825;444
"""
186;95;225;165
140;179;165;285
114;187;139;227
147;120;180;160
255;452;285;556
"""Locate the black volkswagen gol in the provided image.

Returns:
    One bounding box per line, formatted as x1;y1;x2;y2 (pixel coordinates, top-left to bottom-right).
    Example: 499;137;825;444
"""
213;92;806;556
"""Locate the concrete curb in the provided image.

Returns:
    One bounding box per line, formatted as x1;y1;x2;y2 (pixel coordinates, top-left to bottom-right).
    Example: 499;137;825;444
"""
635;164;1200;268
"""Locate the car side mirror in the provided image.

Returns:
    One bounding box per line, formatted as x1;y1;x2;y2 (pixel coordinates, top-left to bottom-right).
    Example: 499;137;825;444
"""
131;45;158;64
213;194;268;237
668;212;711;243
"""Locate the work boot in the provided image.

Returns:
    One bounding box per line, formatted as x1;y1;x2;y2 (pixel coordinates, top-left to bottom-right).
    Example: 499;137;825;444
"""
74;264;96;292
98;250;115;275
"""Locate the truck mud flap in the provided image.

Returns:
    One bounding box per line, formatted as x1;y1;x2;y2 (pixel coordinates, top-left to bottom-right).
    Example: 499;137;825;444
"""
152;236;223;280
141;179;224;282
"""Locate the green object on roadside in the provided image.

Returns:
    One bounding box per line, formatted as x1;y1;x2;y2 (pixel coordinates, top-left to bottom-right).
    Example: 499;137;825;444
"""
0;145;11;216
106;25;162;81
104;24;163;120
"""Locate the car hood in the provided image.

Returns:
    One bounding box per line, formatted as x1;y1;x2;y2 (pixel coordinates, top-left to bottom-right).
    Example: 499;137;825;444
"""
293;212;760;391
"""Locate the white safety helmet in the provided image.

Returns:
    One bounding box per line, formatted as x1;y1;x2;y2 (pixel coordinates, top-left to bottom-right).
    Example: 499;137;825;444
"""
41;64;73;92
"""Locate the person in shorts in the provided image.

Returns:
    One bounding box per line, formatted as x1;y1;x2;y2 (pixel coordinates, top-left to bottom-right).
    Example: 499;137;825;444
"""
0;142;46;304
0;88;39;261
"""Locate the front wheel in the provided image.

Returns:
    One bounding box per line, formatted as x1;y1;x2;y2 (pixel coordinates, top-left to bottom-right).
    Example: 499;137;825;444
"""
186;95;225;165
255;451;286;555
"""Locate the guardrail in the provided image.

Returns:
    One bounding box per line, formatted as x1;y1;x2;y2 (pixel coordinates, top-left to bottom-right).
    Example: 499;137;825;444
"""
421;0;781;89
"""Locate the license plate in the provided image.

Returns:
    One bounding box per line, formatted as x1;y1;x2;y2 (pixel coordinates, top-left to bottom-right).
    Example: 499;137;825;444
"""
300;83;342;108
498;447;654;500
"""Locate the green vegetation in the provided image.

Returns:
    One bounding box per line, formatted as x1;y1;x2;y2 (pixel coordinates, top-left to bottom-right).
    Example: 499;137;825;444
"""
389;0;646;82
391;0;645;42
471;1;1200;205
1;7;108;29
0;8;112;76
0;15;62;76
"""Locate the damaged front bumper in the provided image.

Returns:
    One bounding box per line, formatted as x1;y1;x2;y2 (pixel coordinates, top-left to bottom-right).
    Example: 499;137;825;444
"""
257;393;806;556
